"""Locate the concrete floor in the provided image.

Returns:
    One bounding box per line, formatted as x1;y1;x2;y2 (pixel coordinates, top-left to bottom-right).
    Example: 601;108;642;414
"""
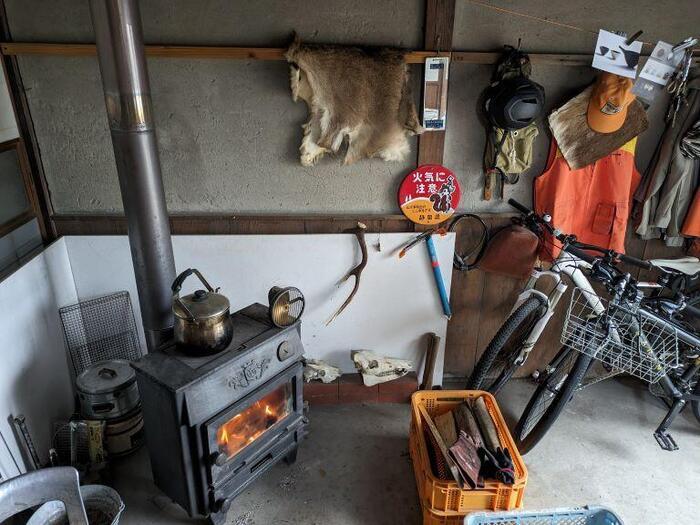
111;377;700;525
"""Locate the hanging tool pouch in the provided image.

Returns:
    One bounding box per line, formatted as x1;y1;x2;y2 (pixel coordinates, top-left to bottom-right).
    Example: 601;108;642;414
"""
450;214;539;279
485;124;539;175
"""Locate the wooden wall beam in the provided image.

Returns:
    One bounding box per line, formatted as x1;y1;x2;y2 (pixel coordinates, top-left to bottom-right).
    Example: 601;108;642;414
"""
51;213;524;236
52;214;418;236
6;43;689;67
0;42;439;64
417;0;455;166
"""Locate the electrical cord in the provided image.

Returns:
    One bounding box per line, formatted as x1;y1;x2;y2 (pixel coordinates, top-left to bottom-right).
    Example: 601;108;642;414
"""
449;214;489;271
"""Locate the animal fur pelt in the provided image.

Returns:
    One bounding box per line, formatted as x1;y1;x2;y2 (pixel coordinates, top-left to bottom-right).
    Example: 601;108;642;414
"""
286;37;423;166
548;85;648;170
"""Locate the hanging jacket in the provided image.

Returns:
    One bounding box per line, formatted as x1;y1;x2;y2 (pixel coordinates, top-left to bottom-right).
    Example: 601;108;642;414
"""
534;137;640;260
634;70;700;247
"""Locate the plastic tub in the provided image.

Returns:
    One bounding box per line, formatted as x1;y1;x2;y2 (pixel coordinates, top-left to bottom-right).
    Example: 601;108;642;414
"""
464;505;624;524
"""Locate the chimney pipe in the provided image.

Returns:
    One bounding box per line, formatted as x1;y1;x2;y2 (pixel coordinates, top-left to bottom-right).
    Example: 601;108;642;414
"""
90;0;176;351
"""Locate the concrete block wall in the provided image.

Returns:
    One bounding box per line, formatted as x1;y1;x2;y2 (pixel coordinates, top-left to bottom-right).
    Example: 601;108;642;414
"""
5;0;423;215
5;1;698;216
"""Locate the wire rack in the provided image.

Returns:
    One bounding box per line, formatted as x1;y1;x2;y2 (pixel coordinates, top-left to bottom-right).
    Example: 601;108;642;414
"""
59;291;142;377
562;288;679;384
52;420;91;467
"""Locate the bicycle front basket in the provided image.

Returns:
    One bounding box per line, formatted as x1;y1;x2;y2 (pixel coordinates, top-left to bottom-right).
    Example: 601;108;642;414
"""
561;288;679;383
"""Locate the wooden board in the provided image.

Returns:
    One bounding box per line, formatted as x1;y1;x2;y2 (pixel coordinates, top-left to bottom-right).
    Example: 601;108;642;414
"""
416;0;455;166
3;42;697;66
443;215;488;374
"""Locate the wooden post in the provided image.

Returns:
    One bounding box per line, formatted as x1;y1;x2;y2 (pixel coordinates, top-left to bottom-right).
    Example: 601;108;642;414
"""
417;0;455;166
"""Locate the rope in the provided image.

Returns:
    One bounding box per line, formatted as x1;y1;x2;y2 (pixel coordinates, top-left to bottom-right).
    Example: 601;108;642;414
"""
464;0;653;47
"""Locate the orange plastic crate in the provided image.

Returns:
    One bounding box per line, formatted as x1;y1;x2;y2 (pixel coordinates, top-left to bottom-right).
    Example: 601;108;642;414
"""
420;502;465;525
409;390;527;517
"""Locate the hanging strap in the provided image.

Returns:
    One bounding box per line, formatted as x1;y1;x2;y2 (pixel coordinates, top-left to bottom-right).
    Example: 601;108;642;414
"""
449;214;490;271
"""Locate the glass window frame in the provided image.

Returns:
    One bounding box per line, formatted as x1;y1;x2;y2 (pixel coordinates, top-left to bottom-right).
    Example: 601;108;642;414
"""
0;138;36;239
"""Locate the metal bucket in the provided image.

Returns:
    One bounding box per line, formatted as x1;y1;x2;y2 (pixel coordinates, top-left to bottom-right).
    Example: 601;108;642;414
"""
27;484;125;525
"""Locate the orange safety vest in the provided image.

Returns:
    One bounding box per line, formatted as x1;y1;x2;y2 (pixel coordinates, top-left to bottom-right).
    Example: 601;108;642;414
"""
534;138;640;260
681;189;700;238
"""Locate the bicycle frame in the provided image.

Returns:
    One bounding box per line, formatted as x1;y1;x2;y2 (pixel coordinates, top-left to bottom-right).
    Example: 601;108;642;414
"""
507;251;598;365
509;249;700;450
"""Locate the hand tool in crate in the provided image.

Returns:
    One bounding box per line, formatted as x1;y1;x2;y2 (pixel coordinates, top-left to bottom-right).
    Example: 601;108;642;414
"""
473;397;515;485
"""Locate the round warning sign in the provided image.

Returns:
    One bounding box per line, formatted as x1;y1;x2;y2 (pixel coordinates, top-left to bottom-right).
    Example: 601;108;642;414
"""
398;165;461;225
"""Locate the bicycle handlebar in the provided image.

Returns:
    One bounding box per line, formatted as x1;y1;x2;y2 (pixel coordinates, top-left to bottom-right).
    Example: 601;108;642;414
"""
562;245;597;265
684;303;700;319
508;198;653;270
507;198;532;216
618;253;653;271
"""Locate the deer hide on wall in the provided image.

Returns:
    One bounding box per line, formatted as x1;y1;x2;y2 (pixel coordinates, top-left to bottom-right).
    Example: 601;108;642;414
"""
286;38;423;166
548;85;648;170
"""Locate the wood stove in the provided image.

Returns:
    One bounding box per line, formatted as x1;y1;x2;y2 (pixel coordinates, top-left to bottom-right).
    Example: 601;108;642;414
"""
89;3;305;521
133;303;307;523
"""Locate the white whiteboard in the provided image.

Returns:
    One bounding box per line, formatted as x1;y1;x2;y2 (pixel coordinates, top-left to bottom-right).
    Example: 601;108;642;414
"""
64;233;455;385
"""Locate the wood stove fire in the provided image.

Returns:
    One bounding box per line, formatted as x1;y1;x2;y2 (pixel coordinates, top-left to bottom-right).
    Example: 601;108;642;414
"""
133;303;307;523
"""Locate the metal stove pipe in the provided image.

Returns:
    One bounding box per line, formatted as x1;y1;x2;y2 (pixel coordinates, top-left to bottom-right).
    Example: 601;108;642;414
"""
89;0;175;351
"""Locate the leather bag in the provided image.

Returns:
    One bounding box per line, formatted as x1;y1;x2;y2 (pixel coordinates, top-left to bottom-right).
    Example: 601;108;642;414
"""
477;224;539;279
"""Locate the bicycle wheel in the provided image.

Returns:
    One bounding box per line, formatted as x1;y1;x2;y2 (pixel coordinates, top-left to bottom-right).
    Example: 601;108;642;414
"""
514;346;593;454
467;296;546;394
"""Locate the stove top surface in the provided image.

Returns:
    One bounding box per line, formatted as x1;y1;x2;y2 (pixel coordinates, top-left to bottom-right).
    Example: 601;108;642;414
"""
163;304;275;369
133;303;300;389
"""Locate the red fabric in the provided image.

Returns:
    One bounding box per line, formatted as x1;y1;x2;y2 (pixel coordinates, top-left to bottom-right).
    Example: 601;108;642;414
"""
681;188;700;238
688;238;700;258
534;138;640;260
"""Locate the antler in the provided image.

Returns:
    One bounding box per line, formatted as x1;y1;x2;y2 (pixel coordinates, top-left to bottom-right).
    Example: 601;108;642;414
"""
326;222;368;325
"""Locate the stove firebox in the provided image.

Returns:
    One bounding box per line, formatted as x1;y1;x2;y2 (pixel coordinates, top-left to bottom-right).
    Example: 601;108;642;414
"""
133;303;307;521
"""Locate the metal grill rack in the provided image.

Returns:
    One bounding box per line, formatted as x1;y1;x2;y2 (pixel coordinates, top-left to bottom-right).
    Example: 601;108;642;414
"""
562;288;679;384
52;420;91;468
59;291;142;377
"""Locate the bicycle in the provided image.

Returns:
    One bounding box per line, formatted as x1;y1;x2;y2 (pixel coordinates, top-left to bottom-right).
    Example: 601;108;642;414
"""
466;199;700;453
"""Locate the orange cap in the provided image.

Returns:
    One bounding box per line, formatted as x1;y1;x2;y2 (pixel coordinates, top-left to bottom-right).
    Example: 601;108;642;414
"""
587;72;635;134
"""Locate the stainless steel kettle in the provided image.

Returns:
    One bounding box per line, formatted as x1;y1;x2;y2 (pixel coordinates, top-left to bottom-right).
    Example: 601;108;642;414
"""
171;269;233;354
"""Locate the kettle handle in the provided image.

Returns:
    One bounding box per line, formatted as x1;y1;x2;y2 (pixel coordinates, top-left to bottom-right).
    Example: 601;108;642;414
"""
171;268;215;294
172;268;216;322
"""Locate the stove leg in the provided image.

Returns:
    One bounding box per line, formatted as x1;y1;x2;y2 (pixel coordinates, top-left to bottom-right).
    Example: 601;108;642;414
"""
208;508;228;525
283;446;298;465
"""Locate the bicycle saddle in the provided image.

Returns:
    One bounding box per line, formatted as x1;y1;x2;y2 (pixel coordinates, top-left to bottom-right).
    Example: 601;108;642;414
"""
649;256;700;275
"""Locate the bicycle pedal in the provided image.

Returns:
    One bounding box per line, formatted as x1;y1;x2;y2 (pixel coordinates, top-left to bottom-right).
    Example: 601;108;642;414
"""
653;430;679;451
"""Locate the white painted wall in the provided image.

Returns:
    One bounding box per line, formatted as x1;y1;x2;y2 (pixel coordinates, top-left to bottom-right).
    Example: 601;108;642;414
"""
64;233;455;382
0;219;43;276
0;239;77;474
0;232;454;476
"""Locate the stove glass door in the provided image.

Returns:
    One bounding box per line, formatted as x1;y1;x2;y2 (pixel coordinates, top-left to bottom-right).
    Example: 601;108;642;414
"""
216;382;293;460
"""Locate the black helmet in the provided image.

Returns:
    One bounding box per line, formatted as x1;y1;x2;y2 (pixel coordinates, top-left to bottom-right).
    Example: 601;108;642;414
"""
484;77;545;130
